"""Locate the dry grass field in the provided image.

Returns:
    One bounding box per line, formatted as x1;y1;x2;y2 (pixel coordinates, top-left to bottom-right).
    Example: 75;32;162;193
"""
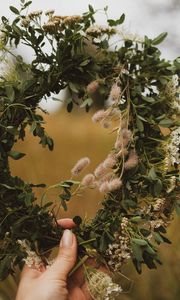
0;107;180;300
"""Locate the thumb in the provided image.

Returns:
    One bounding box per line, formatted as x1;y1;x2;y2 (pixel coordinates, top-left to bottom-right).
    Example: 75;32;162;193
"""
49;229;77;281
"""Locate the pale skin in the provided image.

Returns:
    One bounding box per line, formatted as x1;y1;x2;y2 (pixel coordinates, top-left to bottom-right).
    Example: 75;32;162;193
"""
16;219;92;300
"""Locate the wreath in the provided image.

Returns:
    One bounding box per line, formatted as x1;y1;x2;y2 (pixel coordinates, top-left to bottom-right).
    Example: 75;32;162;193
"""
0;1;180;298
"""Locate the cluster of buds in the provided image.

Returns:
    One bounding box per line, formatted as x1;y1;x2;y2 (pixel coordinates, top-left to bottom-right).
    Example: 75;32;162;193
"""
17;240;43;270
164;74;180;114
86;25;116;37
85;268;122;300
153;198;165;212
167;127;180;165
166;176;176;193
150;219;166;229
106;217;131;271
28;10;42;19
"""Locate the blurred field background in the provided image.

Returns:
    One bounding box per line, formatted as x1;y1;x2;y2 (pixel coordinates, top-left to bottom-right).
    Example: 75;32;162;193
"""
0;107;180;300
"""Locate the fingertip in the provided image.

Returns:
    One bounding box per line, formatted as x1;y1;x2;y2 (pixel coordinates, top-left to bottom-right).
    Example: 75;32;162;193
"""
57;218;76;229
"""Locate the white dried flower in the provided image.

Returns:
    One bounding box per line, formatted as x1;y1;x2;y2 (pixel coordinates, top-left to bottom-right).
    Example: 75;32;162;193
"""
86;268;122;300
71;157;90;176
17;240;43;270
166;176;176;193
45;9;55;16
167;127;180;165
153;198;165;212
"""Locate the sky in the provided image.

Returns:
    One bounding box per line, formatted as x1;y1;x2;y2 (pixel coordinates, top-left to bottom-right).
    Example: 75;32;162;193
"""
1;0;179;111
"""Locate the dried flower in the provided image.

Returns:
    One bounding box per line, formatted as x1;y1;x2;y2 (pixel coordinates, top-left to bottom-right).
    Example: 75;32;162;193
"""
99;181;110;193
94;162;106;177
45;9;55;16
21;17;31;28
81;173;95;186
153;198;165;212
103;154;117;169
167;127;180;165
92;110;106;123
108;178;122;191
106;82;121;107
71;157;90;176
87;80;99;94
166;176;176;193
107;218;131;271
124;149;138;170
86;268;122;300
17;240;43;270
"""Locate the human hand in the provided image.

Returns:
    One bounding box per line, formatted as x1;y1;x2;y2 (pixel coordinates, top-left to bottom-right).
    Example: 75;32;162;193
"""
16;219;91;300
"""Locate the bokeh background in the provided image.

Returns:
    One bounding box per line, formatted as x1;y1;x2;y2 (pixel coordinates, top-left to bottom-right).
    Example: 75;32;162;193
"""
0;0;180;299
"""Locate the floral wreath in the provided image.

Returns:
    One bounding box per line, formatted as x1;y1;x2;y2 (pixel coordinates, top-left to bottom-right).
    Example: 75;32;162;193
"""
0;1;180;298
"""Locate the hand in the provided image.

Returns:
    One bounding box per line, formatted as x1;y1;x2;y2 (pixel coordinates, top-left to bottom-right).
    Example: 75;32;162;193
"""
16;219;91;300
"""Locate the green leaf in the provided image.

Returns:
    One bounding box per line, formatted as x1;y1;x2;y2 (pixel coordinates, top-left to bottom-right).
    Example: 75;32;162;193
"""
154;179;163;196
88;4;95;13
5;86;15;102
152;32;167;45
148;167;157;180
132;243;143;261
132;238;148;246
159;118;173;127
73;216;82;225
8;150;26;160
69;82;79;93
80;98;93;108
107;13;125;27
67;101;73;113
10;6;19;15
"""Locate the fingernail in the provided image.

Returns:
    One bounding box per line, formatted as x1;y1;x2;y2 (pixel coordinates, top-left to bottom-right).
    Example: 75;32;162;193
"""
61;229;73;248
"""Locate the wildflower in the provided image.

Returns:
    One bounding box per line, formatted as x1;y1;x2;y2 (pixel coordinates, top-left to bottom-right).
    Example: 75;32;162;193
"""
71;157;90;176
21;17;31;28
28;10;42;19
150;219;165;229
99;181;110;193
92;109;106;123
87;80;99;94
86;268;122;300
115;128;132;150
101;120;111;129
45;9;55;16
106;82;121;107
108;178;122;191
98;172;114;185
166;176;176;193
107;218;131;271
81;173;95;186
167;127;180;165
94;162;106;177
103;154;117;169
17;240;43;270
124;149;138;170
153;198;165;212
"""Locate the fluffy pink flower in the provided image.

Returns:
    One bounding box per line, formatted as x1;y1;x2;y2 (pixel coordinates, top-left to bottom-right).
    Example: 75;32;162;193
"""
99;181;110;193
71;157;90;176
94;162;106;177
124;150;138;170
87;80;99;94
108;178;122;191
103;154;117;169
81;173;95;186
92;110;106;123
98;172;114;185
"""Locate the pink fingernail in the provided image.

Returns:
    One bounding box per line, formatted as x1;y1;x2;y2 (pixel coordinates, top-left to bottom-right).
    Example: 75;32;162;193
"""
61;229;73;248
